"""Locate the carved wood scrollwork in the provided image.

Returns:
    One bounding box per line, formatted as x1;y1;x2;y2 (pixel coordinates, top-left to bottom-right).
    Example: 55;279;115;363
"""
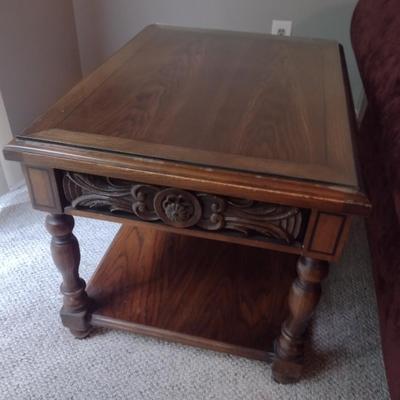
62;172;305;244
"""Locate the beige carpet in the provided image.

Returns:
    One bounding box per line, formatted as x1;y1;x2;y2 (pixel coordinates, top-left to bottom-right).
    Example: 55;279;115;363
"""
0;187;389;400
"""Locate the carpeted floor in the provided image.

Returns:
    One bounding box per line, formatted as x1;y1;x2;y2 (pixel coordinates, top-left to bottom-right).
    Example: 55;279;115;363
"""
0;187;389;400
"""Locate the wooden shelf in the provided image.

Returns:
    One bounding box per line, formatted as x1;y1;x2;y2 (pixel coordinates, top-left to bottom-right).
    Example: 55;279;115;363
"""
86;225;298;361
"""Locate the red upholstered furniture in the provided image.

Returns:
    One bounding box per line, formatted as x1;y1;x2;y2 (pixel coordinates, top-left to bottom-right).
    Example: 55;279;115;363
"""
351;1;400;399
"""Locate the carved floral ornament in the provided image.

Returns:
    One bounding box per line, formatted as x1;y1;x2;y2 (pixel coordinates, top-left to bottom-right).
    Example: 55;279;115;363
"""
63;172;304;244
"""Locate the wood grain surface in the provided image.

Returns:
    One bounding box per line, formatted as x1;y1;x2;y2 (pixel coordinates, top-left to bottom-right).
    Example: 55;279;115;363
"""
20;24;359;188
86;225;298;358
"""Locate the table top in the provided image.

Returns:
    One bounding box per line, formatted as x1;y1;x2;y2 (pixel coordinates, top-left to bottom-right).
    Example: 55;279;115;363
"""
20;24;359;190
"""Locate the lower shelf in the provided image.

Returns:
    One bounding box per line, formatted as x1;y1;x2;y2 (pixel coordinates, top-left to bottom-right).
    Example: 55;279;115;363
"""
86;225;298;361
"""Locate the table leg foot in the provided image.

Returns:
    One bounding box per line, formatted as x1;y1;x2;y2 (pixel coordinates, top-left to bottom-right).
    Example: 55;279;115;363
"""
46;214;92;337
60;303;92;338
272;256;329;383
69;328;92;339
271;354;303;384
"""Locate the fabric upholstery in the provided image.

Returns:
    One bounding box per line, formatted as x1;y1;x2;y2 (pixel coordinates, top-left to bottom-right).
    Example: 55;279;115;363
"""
351;1;400;399
352;0;400;209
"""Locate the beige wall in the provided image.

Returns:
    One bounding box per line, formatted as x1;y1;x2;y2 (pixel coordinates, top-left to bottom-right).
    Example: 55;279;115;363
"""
0;0;82;194
72;0;363;107
0;0;82;136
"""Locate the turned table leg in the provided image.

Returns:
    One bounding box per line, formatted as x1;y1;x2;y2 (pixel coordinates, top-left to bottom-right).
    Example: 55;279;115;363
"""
272;256;329;383
45;214;91;338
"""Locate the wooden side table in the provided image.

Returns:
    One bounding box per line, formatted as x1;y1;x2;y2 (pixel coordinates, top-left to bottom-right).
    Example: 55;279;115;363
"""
3;25;370;384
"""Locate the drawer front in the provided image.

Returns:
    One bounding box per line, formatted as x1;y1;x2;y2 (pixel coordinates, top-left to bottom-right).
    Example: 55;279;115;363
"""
61;171;309;248
23;166;350;261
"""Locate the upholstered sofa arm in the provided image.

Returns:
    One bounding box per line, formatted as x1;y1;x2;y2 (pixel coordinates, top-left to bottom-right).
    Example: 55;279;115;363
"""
352;0;400;222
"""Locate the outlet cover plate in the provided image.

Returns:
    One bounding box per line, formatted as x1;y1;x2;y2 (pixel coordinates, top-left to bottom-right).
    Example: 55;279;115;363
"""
271;20;292;36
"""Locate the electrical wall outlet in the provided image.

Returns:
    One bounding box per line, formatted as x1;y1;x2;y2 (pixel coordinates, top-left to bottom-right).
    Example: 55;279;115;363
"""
271;20;292;36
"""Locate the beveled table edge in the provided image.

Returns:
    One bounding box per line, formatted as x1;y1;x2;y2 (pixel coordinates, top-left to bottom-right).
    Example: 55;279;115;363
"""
17;129;359;189
3;137;371;216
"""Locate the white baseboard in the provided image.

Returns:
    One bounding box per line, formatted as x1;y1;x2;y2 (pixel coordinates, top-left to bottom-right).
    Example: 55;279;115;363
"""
9;180;26;191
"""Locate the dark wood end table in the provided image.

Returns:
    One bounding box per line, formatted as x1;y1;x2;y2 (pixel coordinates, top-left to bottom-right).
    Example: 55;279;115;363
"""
3;25;370;384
